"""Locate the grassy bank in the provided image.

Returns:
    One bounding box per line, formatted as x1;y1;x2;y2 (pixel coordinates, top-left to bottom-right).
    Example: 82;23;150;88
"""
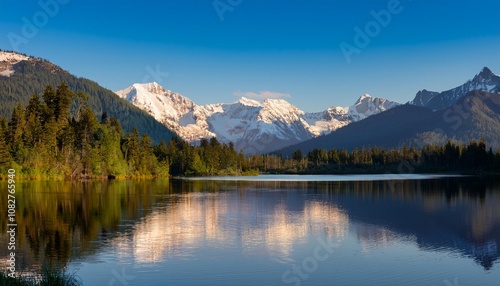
0;268;82;286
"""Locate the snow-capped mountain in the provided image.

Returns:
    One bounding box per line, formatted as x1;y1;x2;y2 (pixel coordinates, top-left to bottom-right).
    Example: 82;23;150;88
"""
410;67;500;110
0;51;29;77
116;83;399;154
304;94;399;136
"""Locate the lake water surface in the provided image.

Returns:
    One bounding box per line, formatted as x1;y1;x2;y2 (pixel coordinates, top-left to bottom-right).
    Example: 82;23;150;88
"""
1;175;499;285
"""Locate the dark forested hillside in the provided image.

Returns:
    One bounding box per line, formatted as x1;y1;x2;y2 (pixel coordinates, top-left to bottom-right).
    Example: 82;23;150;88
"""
277;91;500;156
277;104;438;156
0;55;175;143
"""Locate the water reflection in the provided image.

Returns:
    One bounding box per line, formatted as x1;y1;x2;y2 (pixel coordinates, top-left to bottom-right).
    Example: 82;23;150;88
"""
0;180;171;272
111;191;349;264
319;178;500;270
0;176;499;277
355;223;403;252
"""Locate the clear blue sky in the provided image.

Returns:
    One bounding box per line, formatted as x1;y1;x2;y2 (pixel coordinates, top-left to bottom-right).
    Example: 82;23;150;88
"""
1;0;499;111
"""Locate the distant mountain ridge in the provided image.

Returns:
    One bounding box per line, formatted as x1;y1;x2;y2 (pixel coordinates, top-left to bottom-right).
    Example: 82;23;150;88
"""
410;67;500;110
277;90;500;156
116;82;399;154
276;67;500;155
0;50;176;143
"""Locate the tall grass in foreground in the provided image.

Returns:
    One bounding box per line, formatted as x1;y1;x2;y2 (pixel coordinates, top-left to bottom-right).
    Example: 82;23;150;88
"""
0;267;82;286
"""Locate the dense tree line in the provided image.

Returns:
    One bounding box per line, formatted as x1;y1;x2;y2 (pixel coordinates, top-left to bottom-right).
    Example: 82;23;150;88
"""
248;140;500;174
0;84;250;179
158;137;253;176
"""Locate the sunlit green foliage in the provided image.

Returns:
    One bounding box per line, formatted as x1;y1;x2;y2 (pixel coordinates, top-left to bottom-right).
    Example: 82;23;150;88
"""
0;84;252;179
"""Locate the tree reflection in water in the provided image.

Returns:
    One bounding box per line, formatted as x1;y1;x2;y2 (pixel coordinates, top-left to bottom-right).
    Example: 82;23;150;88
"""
0;176;498;274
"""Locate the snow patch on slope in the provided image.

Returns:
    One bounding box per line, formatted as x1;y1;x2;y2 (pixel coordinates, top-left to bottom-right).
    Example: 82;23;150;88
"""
0;51;29;77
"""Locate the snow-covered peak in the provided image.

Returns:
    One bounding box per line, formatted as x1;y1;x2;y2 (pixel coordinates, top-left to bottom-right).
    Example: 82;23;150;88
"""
351;94;398;118
303;95;399;136
133;82;165;94
262;98;289;105
116;82;196;123
0;51;30;77
261;98;300;111
355;94;372;104
238;97;262;107
0;51;29;62
258;97;305;125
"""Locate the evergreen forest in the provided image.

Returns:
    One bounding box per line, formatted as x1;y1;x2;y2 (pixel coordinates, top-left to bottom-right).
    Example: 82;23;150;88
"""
249;141;500;175
0;84;252;179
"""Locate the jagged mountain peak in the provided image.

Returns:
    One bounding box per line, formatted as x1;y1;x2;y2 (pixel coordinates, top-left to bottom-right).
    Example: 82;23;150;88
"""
353;94;396;106
473;66;499;83
262;98;300;111
355;94;372;104
117;82;190;102
411;67;500;110
116;82;196;124
349;94;399;120
133;81;165;93
478;66;493;77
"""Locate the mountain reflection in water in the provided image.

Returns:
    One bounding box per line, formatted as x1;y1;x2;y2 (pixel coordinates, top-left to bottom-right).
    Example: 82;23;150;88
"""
0;176;498;279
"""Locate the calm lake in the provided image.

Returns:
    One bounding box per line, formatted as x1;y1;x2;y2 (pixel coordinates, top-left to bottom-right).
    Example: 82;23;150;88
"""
1;175;499;285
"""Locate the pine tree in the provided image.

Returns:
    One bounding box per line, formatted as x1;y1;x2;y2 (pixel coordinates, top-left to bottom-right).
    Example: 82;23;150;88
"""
95;124;126;177
122;128;141;174
54;82;73;127
8;103;24;144
42;85;57;117
23;94;44;148
101;111;109;125
154;140;168;162
188;151;207;175
292;149;303;161
0;117;12;170
329;149;340;165
109;117;122;135
75;103;99;175
7;103;26;161
139;133;154;174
